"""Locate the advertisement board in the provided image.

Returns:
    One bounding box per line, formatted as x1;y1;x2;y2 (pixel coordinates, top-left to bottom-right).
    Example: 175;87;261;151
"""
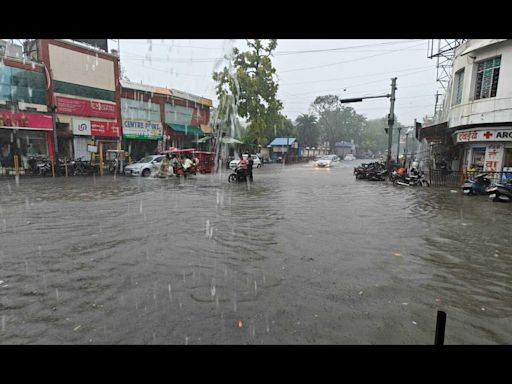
56;96;117;119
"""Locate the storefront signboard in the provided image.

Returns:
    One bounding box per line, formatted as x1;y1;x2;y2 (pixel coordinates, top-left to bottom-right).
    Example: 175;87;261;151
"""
56;96;117;119
0;111;53;131
72;118;91;135
72;118;120;137
455;128;512;143
122;119;162;140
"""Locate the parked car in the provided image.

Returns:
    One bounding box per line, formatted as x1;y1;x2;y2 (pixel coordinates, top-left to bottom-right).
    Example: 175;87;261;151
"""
124;155;165;177
229;154;262;170
344;154;356;161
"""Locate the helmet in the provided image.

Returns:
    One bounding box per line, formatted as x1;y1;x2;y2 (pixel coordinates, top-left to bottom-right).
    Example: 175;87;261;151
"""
412;161;419;169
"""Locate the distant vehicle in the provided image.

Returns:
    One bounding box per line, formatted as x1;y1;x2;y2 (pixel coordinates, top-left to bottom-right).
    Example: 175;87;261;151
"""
314;155;337;168
229;154;262;170
344;154;355;161
124;155;164;177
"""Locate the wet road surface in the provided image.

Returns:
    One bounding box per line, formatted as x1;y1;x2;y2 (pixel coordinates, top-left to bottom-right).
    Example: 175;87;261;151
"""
1;161;511;344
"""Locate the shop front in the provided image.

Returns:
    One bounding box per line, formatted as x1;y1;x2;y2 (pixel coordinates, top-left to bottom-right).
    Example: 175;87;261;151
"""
454;127;512;181
55;96;120;161
122;120;162;161
0;111;53;175
71;117;121;163
120;98;163;161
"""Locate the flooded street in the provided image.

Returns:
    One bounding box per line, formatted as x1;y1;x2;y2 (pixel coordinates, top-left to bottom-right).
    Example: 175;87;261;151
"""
1;161;511;344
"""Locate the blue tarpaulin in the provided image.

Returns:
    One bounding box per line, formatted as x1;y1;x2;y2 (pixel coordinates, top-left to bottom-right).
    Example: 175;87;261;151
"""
269;138;296;146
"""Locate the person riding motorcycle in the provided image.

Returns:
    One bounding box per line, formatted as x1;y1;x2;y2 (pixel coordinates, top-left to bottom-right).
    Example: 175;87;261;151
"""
410;161;420;176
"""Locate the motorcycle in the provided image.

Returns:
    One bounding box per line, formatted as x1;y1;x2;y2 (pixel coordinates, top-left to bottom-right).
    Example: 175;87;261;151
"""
462;173;491;195
354;162;387;180
28;156;51;176
486;180;512;202
228;167;248;183
392;170;430;187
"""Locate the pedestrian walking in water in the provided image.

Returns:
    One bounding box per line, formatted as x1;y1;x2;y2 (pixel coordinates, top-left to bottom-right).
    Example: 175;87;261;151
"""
158;153;171;178
247;154;254;182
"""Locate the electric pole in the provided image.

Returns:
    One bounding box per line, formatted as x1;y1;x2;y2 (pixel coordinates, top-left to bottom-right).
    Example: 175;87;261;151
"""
386;77;397;170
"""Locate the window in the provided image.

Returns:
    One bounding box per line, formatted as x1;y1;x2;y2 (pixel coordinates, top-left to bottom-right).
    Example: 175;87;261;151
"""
474;56;501;100
452;68;464;105
0;66;47;105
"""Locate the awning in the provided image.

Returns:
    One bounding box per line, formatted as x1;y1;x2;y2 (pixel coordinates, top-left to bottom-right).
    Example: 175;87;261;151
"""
221;136;242;144
460;39;507;56
269;137;297;146
167;123;204;137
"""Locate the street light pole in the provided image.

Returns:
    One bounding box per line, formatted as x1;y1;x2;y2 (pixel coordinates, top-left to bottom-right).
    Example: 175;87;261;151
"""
337;78;397;168
387;77;397;170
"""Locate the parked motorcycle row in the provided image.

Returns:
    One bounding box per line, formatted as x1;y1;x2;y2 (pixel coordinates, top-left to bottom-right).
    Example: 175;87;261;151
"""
353;162;388;181
27;156;99;176
353;162;429;186
462;173;512;203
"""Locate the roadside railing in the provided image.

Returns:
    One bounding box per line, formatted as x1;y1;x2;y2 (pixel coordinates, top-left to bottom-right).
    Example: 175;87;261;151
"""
424;169;512;187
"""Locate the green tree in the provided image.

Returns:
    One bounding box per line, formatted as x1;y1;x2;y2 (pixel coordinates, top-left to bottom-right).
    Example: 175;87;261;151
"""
213;39;283;146
359;115;406;155
312;95;366;153
295;114;319;147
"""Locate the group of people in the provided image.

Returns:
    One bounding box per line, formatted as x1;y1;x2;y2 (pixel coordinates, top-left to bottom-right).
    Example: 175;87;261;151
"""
158;153;199;178
236;153;254;182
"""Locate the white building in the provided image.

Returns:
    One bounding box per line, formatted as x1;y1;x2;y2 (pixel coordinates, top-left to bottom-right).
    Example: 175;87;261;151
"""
420;39;512;179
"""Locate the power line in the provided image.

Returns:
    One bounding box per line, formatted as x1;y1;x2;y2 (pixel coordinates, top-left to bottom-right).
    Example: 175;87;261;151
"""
275;39;426;55
279;42;427;73
279;65;434;87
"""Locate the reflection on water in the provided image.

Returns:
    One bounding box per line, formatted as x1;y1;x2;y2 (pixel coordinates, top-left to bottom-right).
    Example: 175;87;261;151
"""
0;162;511;344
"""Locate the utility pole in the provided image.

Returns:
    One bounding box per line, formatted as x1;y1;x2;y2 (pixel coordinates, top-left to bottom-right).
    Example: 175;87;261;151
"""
396;126;402;164
50;103;59;175
386;77;397;170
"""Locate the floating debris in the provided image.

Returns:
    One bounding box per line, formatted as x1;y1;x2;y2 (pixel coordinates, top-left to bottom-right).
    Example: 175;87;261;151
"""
358;291;363;295
393;253;402;257
73;325;81;331
412;321;417;325
238;320;243;328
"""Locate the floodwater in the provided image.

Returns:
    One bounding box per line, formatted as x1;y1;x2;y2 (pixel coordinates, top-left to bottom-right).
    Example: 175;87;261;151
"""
0;161;511;344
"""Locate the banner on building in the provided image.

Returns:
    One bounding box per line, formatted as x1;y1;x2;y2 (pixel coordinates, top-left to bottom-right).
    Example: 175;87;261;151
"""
0;111;53;130
56;96;117;119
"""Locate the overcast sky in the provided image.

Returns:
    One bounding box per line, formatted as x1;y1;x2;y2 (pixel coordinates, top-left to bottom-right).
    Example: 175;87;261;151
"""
112;39;441;127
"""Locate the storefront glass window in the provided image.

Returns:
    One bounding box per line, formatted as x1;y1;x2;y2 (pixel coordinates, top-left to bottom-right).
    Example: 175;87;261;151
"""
0;128;48;170
0;66;47;105
472;147;486;172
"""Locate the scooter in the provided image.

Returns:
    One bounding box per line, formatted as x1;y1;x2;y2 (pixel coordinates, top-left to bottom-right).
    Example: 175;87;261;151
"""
462;173;491;195
228;167;247;183
486;181;512;202
393;170;430;187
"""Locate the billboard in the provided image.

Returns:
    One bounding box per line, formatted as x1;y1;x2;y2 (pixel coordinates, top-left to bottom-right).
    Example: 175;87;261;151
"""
71;39;108;52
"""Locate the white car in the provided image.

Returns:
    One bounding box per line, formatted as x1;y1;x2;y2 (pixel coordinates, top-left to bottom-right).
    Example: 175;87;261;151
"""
229;154;262;170
344;154;356;161
314;155;336;167
124;155;165;177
